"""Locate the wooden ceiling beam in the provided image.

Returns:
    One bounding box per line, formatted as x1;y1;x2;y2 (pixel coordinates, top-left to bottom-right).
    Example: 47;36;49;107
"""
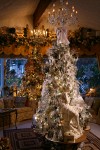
33;0;52;28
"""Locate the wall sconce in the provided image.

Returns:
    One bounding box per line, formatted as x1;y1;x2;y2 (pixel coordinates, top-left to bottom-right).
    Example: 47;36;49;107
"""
30;25;48;38
33;29;48;38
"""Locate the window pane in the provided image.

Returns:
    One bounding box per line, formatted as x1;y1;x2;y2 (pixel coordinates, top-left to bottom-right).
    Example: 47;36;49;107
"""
76;57;100;96
5;58;27;87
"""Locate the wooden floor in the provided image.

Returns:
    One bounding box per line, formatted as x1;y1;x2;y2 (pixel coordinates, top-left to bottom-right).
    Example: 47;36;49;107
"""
0;119;100;139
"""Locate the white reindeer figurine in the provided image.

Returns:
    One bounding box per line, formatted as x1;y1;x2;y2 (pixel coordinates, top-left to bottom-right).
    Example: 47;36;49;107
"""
61;93;84;139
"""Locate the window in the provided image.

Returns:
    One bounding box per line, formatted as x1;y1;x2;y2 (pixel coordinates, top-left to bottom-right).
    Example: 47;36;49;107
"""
0;58;27;97
5;58;27;87
76;57;100;96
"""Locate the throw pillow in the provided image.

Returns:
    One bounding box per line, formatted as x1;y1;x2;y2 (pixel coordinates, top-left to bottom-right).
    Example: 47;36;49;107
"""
28;100;38;109
25;99;29;107
92;99;100;115
14;97;26;108
3;97;14;108
0;98;4;108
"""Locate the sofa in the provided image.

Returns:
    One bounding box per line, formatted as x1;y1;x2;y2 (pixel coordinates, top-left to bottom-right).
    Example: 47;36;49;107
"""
85;97;100;124
0;96;38;126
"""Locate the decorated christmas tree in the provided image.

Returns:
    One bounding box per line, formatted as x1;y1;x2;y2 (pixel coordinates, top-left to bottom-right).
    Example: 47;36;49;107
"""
34;27;91;142
33;0;91;142
18;47;44;103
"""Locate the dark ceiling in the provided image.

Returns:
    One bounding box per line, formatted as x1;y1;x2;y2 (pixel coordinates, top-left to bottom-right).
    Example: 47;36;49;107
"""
0;0;100;31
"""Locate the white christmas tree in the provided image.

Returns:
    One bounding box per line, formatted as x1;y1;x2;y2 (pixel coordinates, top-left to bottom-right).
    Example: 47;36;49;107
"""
33;0;91;142
33;27;91;142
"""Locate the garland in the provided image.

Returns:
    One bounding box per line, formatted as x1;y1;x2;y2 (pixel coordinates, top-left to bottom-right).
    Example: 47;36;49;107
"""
0;34;52;56
69;27;100;50
0;34;52;47
0;27;100;56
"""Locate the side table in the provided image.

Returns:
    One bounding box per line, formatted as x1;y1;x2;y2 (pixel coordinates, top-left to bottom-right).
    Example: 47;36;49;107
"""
0;108;17;135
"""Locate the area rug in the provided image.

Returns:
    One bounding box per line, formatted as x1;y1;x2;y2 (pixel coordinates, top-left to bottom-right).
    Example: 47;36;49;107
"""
84;132;100;150
4;128;45;150
4;128;100;150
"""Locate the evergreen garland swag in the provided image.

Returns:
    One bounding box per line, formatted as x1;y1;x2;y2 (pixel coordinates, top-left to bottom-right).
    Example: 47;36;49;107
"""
0;27;100;56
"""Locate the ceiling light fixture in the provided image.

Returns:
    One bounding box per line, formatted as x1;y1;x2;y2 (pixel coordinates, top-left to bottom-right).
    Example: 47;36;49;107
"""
48;0;78;27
